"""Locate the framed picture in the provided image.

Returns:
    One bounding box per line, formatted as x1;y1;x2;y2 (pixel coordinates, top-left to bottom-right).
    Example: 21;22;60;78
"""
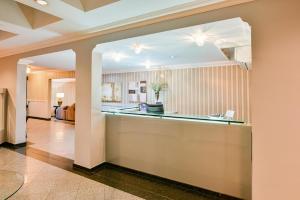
102;82;122;102
128;81;138;103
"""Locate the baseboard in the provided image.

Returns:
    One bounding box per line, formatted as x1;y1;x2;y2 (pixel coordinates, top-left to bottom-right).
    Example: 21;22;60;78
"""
73;162;107;173
27;116;51;121
0;142;27;149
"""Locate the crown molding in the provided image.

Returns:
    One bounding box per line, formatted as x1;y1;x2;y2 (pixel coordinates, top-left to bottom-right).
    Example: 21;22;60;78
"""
102;60;240;74
0;0;254;59
18;58;34;65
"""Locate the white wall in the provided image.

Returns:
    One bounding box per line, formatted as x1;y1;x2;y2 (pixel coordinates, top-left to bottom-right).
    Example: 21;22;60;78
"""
27;100;49;119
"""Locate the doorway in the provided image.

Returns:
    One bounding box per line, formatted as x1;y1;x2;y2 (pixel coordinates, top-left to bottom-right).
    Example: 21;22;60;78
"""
21;50;76;160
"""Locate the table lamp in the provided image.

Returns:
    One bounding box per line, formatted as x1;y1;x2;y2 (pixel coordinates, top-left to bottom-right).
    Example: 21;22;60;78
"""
56;93;64;106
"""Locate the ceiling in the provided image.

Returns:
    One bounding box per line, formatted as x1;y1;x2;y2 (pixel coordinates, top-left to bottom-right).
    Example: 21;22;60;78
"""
25;17;251;73
0;0;227;58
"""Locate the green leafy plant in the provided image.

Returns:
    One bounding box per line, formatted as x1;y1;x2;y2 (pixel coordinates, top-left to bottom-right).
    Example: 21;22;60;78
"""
151;82;167;102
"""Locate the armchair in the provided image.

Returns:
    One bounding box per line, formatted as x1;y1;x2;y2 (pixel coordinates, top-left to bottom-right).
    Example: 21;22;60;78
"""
55;106;68;120
66;103;75;121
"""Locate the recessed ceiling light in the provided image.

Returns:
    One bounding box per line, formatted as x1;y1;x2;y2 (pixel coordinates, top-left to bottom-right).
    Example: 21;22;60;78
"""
131;43;151;54
35;0;48;6
111;52;128;62
142;60;152;69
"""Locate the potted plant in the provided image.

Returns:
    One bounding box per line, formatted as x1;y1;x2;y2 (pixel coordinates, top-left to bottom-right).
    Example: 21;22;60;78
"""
151;82;167;103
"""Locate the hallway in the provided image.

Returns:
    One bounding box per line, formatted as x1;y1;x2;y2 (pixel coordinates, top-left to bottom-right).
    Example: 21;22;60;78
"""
27;118;75;160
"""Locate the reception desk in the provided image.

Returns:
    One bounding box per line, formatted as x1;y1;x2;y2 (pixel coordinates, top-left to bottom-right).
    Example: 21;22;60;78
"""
104;111;252;199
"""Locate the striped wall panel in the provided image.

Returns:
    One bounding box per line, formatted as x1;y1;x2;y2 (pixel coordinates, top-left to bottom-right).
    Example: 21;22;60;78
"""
103;65;251;123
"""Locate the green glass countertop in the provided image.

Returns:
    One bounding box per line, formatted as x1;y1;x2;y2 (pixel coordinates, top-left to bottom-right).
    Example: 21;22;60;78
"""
102;108;244;125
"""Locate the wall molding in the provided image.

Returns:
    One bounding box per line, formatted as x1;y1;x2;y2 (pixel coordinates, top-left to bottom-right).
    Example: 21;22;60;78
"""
103;61;241;74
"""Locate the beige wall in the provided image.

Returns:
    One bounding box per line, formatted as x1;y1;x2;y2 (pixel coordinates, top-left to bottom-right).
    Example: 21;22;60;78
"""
106;114;252;199
27;70;75;118
27;72;49;101
0;0;299;199
27;70;75;101
0;58;17;143
103;64;250;123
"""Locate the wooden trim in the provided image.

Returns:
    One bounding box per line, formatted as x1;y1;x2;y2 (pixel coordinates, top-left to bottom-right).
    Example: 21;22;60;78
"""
27;116;51;121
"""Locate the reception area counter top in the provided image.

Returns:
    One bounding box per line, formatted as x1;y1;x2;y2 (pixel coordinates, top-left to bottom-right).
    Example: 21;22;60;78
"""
102;108;244;125
104;112;252;199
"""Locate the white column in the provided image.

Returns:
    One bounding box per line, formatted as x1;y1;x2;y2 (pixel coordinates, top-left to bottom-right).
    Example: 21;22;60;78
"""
74;45;105;169
14;59;31;144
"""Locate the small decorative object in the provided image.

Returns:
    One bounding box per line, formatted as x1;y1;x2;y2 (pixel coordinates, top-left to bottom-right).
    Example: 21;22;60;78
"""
146;103;164;114
151;82;167;103
56;93;64;106
225;110;235;120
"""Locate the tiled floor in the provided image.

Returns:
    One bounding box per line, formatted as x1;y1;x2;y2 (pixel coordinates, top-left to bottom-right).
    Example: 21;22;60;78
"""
3;145;240;200
27;118;75;159
0;148;143;200
20;118;240;200
0;170;23;199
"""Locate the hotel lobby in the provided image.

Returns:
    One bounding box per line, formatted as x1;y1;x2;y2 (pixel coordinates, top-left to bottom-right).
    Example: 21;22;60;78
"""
0;0;300;200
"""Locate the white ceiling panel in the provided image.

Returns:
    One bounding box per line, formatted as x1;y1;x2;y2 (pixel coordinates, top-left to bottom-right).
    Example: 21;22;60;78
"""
24;18;251;73
0;0;225;57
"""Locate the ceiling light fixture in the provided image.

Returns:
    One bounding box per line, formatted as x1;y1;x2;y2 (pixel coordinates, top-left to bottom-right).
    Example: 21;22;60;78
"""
131;43;150;54
35;0;48;6
185;30;208;46
142;60;152;69
26;67;31;74
110;52;127;62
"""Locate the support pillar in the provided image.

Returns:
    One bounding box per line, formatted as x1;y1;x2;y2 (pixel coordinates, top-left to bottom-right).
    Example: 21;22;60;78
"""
74;45;105;169
14;60;30;144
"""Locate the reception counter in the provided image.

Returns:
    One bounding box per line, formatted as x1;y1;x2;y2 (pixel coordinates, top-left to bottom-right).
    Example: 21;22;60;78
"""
104;110;252;199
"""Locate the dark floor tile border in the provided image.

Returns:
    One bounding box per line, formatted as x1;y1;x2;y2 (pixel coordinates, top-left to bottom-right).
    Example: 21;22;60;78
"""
27;116;51;121
73;163;107;173
93;163;241;200
1;144;242;200
0;142;27;149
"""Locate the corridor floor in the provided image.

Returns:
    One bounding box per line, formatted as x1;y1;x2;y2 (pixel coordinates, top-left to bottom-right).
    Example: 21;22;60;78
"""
27;118;74;159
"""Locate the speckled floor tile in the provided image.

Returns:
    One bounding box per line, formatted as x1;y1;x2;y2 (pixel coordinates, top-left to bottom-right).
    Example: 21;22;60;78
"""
0;148;143;200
